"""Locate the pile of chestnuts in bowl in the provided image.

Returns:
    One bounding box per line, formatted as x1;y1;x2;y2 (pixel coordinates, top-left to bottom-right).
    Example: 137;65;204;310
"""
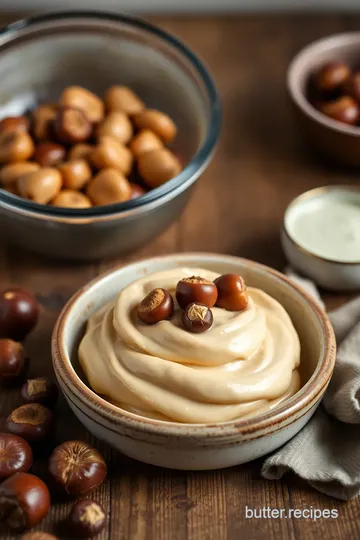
0;85;182;208
308;60;360;126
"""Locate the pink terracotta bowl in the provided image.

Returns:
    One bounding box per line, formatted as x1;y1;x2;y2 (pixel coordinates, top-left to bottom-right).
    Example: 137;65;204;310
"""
52;253;336;470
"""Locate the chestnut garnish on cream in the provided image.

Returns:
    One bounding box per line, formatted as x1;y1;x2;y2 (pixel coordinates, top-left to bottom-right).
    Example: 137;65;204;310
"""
182;303;213;333
137;288;174;324
176;276;218;309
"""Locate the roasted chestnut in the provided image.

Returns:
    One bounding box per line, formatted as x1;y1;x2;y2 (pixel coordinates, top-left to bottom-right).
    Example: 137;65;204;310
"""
0;339;26;381
48;440;107;497
314;61;350;92
68;499;106;537
318;96;359;125
6;404;54;442
176;276;218;310
137;288;174;324
182;303;213;333
0;433;33;479
214;274;249;311
21;378;58;408
0;288;39;341
0;472;50;530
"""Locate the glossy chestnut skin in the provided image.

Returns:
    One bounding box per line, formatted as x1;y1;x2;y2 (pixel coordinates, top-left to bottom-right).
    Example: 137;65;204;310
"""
6;404;54;442
21;533;59;540
0;339;26;381
54;107;92;145
314;61;350;92
344;71;360;103
21;378;58;408
0;472;50;530
0;116;30;134
318;96;359;125
0;433;33;479
176;276;218;310
138;288;174;325
214;274;249;311
48;441;107;497
182;303;213;333
0;288;39;341
68;499;106;538
34;142;66;167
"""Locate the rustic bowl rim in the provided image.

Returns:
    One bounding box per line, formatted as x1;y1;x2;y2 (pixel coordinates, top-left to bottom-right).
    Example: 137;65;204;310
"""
52;252;336;439
287;31;360;136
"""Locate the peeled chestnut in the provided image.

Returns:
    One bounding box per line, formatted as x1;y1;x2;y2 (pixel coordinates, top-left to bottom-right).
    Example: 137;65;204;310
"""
138;288;174;324
129;129;163;158
96;111;133;145
54;107;92;145
68;499;106;538
0;288;39;341
0;472;50;530
0;116;30;134
31;105;57;141
48;440;107;497
137;148;181;188
34;142;66;167
318;96;359;125
134;109;177;143
87;168;131;206
0;433;33;479
214;274;249;311
21;533;59;540
21;377;58;408
90;136;133;176
104;85;145;115
0;131;34;164
176;276;218;310
17;168;62;204
59;159;92;190
0;339;26;381
314;61;350;92
6;404;54;442
182;303;213;333
51;190;92;209
60;86;104;123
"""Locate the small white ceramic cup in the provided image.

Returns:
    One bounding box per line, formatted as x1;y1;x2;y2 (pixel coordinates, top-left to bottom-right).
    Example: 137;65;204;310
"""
52;253;335;470
282;186;360;291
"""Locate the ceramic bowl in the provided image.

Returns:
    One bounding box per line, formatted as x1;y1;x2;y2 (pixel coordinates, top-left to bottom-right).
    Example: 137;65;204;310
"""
287;32;360;166
52;253;336;470
282;185;360;291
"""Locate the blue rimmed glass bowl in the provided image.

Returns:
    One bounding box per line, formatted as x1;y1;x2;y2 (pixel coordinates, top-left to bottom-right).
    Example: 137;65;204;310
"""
0;11;221;260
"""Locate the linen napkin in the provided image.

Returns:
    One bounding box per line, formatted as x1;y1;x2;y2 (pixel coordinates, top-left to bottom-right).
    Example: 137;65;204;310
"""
261;272;360;500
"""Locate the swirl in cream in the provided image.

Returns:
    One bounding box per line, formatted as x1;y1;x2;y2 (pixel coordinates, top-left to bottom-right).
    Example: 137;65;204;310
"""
79;268;301;423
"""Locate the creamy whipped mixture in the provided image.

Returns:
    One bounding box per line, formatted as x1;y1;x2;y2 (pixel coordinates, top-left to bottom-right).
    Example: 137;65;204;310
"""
286;192;360;262
79;268;301;424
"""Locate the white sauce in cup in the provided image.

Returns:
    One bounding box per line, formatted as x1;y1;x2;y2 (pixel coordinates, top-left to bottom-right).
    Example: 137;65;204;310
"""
285;189;360;262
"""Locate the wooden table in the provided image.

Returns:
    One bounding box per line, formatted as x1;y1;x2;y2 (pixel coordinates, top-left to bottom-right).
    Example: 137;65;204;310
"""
1;13;360;540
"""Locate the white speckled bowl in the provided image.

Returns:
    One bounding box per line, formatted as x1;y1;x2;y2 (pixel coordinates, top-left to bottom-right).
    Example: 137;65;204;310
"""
52;253;336;470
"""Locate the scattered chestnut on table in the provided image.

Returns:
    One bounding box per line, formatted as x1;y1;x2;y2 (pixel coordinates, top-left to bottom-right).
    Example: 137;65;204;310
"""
182;303;213;333
176;276;218;310
0;339;27;381
319;96;359;125
68;498;106;538
314;61;350;92
0;287;39;341
48;440;107;497
0;433;33;479
138;288;174;324
6;403;54;442
21;377;58;408
214;274;249;311
0;472;50;530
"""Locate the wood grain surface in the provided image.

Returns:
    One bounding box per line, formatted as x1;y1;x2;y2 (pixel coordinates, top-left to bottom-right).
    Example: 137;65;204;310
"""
0;13;360;540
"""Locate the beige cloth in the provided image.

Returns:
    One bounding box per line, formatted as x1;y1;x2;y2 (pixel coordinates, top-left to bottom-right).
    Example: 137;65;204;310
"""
262;273;360;500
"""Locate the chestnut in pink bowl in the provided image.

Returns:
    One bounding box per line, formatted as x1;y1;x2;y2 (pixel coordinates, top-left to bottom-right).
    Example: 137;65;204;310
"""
52;253;335;470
